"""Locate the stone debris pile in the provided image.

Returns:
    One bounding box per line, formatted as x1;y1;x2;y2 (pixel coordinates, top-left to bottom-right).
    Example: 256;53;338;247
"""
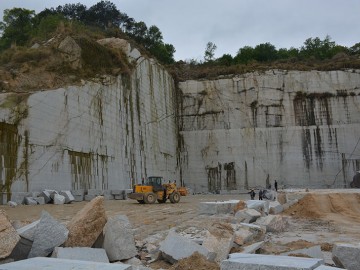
6;188;133;206
0;194;358;270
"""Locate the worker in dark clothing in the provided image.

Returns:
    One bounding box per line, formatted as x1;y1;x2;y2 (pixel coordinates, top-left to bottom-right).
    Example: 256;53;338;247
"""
249;189;255;200
258;189;263;200
274;180;278;191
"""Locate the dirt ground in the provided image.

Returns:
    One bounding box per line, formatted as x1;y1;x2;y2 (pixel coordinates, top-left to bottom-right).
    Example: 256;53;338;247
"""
1;190;360;269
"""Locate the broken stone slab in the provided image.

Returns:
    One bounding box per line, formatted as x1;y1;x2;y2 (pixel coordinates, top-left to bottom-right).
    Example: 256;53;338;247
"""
202;223;234;263
246;200;270;214
28;211;69;258
34;197;45;205
199;200;240;215
17;220;40;241
255;214;288;233
238;223;265;242
332;243;360;270
235;208;261;223
223;253;324;270
24;197;38;205
53;194;66;205
241;241;264;254
52;247;109;263
0;257;132;270
59;191;75;204
159;230;215;264
232;226;254;246
282;245;323;259
103;215;137;261
64;196;107;247
269;201;284;214
0;210;20;259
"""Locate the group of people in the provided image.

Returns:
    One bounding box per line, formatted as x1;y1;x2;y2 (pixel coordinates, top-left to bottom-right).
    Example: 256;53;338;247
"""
249;180;278;200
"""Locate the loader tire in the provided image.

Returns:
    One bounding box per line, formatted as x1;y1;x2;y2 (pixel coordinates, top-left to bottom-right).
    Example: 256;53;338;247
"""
144;192;157;204
137;200;145;204
169;192;180;203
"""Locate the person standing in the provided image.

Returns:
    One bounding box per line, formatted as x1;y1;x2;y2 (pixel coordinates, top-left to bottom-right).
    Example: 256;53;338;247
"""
274;180;278;192
258;189;263;200
249;189;255;200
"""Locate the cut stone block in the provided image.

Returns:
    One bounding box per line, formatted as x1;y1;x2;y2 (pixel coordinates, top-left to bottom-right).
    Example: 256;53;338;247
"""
34;197;45;205
28;211;69;258
17;220;40;241
52;247;109;263
73;195;84;202
38;190;52;204
222;253;324;270
103;215;137;261
0;210;20;259
235;208;261;223
238;223;265;242
0;257;132;269
10;192;32;205
111;190;123;195
71;190;85;196
282;245;323;259
332;243;360;270
246;200;270;214
64;196;107;247
84;194;96;201
255;215;288;233
241;241;264;254
87;189;103;196
269;201;284;214
24;197;37;205
159;230;215;264
59;191;75;204
202;223;234;263
199;200;240;215
53;194;66;205
7;201;17;207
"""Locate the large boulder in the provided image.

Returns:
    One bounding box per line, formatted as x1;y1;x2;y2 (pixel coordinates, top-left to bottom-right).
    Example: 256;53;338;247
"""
103;215;137;261
235;208;261;223
0;210;20;259
58;36;82;69
64;196;107;247
332;243;360;270
159;230;215;264
28;211;68;258
255;215;288;233
246;200;270;214
202;222;234;263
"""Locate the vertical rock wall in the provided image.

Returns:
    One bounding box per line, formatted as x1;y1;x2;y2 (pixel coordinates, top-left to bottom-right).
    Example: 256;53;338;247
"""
179;70;360;192
0;57;178;200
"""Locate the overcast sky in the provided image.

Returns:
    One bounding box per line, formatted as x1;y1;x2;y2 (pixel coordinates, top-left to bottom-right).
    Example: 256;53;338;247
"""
1;0;359;61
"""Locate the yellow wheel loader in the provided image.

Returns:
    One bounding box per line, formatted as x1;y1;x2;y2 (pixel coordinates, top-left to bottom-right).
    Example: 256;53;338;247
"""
128;176;187;204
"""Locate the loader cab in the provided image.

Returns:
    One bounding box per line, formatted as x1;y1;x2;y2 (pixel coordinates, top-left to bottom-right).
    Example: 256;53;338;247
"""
145;176;164;191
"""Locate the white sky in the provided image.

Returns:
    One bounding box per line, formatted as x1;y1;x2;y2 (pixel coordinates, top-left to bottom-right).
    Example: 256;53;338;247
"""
0;0;359;61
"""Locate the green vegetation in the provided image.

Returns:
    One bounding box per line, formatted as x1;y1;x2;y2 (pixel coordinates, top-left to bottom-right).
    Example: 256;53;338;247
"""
0;1;175;65
0;1;360;81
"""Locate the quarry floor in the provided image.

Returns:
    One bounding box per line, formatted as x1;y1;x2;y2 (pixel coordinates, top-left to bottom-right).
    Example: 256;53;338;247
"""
1;189;360;269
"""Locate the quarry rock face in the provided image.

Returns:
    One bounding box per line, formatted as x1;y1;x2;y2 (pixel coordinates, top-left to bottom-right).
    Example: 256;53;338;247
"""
179;70;360;192
0;37;360;199
64;196;107;247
